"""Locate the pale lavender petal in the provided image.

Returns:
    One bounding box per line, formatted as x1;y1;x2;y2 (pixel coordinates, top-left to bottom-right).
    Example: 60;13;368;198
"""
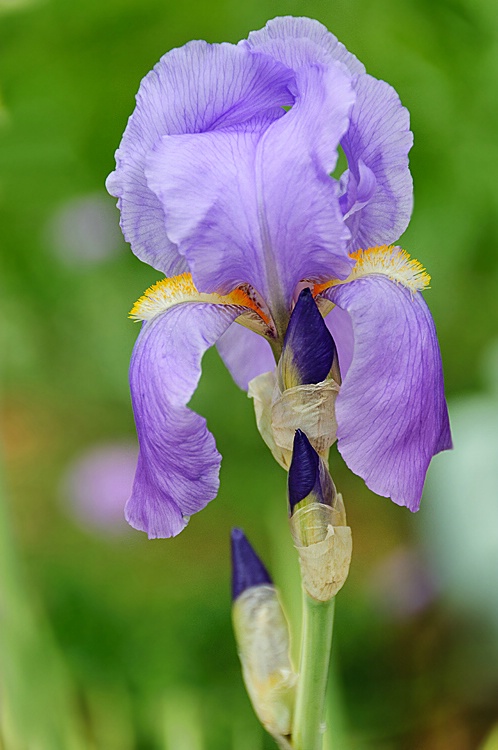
325;304;354;379
323;277;451;511
243;16;365;74
257;65;355;297
339;74;413;251
127;303;242;538
245;20;412;252
106;42;294;274
145;112;279;297
216;324;275;391
146;64;355;312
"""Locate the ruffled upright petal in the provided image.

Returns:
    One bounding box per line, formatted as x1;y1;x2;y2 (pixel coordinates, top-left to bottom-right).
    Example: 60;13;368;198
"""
244;16;365;74
146;63;355;314
106;42;294;275
322;276;451;511
339;74;413;250
127;302;243;538
244;19;413;255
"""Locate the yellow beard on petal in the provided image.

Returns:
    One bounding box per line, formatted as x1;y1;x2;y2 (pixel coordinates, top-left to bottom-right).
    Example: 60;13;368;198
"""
129;272;270;325
314;245;431;296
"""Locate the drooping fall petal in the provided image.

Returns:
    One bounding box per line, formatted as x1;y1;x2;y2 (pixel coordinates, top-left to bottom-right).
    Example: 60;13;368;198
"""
127;302;244;538
322;275;451;510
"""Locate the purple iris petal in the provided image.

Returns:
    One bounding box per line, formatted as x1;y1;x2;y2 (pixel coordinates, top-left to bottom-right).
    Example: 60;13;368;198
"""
216;324;275;390
339;74;413;251
325;304;354;379
145;63;355;314
244;18;413;255
323;276;451;511
231;528;272;601
244;16;365;75
340;158;377;220
127;303;243;538
281;288;336;386
106;41;294;275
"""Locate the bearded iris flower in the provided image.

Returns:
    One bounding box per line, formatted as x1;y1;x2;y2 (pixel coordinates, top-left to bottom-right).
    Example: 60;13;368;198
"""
107;16;451;538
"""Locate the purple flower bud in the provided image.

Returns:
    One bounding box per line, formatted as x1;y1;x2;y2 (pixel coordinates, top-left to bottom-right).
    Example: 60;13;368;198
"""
288;430;320;512
280;288;336;388
288;430;337;514
231;528;272;601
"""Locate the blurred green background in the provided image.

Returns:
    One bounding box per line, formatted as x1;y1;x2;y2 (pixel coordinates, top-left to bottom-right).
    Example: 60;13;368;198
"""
1;0;498;748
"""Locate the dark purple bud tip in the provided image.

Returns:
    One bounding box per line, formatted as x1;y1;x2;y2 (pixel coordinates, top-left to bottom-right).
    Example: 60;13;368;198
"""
281;288;336;386
231;528;272;601
288;430;320;513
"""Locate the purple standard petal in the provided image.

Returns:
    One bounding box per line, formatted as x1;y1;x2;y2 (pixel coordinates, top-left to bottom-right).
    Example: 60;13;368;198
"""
216;324;275;391
323;276;452;511
146;64;355;319
127;302;243;538
243;16;365;75
246;19;412;255
106;41;294;275
339;74;413;251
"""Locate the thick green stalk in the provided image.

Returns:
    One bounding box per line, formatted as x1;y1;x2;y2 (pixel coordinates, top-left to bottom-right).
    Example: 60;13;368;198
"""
292;594;335;750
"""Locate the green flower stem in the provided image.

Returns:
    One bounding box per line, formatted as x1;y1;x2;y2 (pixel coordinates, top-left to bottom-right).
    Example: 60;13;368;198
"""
292;593;336;750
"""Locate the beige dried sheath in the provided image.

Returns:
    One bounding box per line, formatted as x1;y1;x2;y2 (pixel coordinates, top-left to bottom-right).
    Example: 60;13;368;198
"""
248;371;340;469
232;585;297;737
290;503;352;602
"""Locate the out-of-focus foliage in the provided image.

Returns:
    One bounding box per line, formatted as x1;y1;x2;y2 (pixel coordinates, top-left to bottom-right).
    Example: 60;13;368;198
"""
0;0;497;748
